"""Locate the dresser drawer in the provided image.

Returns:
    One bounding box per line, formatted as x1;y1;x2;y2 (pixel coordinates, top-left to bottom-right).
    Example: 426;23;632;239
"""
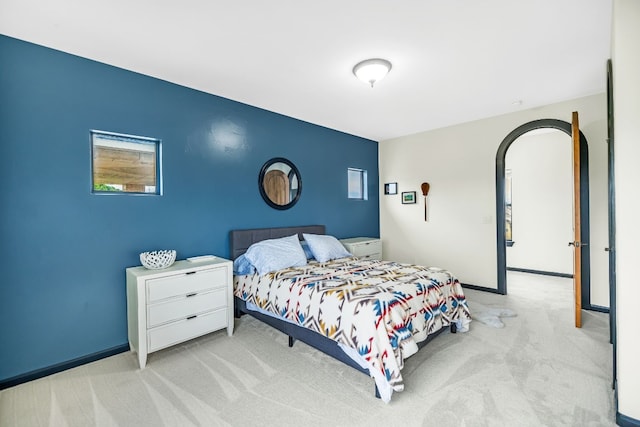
148;308;228;352
147;288;227;328
347;240;382;257
357;252;382;260
147;267;227;302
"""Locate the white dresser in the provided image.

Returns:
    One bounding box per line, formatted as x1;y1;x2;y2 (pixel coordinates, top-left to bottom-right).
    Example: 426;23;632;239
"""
340;237;382;260
126;257;233;369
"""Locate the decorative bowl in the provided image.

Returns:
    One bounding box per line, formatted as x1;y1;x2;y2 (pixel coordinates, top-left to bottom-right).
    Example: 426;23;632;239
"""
140;250;177;269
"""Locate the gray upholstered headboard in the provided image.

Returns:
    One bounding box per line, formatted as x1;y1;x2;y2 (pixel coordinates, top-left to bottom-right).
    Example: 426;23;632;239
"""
229;225;326;260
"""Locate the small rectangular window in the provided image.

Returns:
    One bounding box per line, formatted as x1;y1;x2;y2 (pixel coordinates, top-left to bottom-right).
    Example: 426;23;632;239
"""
91;130;161;195
348;168;368;200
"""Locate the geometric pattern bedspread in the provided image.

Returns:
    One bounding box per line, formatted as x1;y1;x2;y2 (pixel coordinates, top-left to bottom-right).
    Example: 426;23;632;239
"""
234;257;471;402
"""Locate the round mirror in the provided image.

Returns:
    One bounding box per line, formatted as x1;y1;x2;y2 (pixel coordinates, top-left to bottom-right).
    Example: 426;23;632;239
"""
258;157;302;210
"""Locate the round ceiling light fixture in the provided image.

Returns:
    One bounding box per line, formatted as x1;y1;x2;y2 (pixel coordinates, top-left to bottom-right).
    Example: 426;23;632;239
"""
352;58;392;88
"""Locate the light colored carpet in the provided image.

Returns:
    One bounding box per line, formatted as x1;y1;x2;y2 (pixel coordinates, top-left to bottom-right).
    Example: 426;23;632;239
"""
0;272;615;427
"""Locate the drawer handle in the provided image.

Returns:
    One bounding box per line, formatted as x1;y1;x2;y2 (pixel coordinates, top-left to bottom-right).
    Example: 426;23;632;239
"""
185;271;197;275
186;293;197;298
187;315;197;320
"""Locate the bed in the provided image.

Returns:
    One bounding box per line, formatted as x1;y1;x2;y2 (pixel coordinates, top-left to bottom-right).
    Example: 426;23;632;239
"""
230;225;471;402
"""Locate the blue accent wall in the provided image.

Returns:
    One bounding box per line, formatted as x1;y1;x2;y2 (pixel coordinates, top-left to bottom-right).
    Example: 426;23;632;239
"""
0;35;379;382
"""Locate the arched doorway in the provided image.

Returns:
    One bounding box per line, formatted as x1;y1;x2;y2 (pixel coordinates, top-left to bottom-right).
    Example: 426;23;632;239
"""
495;119;591;309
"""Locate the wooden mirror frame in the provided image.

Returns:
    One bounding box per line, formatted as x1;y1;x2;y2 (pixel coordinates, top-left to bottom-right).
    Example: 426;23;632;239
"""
258;157;302;210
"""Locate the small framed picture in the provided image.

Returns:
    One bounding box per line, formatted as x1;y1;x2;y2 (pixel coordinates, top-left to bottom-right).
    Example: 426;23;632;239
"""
384;182;398;195
402;191;416;204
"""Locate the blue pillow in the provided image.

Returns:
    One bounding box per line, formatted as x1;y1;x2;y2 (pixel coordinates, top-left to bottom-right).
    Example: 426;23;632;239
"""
302;233;352;263
244;234;307;275
301;241;315;260
233;254;257;276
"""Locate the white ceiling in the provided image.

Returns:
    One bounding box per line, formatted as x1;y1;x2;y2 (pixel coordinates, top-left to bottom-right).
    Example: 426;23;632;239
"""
0;0;612;141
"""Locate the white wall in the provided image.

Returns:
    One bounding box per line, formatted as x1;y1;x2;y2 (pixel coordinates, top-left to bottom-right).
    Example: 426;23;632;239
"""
612;0;640;421
379;93;608;308
506;130;573;275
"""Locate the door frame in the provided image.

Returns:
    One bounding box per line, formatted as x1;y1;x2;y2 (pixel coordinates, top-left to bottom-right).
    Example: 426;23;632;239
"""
606;58;616;387
495;118;591;309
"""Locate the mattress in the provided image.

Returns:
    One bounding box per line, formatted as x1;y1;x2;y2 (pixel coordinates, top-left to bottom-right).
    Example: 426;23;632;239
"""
234;257;471;402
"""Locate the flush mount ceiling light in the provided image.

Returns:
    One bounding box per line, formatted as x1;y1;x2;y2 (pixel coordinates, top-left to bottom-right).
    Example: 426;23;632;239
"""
352;58;392;87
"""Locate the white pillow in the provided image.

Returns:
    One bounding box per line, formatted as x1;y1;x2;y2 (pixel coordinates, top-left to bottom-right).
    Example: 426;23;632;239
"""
302;233;352;263
244;234;307;275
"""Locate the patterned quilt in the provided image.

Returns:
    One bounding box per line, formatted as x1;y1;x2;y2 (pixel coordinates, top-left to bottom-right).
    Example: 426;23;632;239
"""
233;257;471;402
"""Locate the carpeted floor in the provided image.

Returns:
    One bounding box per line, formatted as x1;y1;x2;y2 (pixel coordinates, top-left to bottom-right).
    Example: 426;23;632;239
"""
0;272;615;426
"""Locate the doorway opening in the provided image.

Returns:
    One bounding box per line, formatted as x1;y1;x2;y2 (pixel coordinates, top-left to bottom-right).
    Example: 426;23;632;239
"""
495;119;591;310
505;128;573;278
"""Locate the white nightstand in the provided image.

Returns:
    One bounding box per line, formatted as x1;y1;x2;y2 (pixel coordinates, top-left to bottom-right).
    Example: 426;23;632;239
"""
340;237;382;260
126;257;233;369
